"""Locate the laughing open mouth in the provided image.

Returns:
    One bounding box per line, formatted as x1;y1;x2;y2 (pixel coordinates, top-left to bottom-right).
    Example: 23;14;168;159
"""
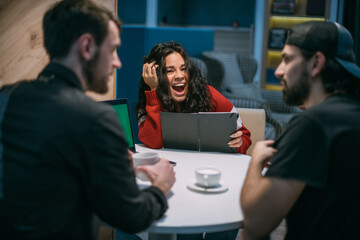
172;83;186;95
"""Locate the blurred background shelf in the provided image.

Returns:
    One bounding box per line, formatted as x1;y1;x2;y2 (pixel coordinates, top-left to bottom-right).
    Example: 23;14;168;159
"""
267;50;282;68
269;16;325;28
260;0;332;90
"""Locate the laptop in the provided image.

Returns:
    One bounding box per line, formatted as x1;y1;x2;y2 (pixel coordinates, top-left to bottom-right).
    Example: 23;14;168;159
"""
101;98;136;153
160;112;238;153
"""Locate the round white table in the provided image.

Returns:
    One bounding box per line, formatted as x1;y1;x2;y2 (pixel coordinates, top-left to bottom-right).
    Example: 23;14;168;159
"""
135;144;251;240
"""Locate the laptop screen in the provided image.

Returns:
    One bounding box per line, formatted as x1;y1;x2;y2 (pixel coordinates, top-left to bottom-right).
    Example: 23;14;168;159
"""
101;98;136;152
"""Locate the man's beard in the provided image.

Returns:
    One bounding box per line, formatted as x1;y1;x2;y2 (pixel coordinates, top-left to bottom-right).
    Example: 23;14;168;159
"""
83;50;109;94
282;70;311;106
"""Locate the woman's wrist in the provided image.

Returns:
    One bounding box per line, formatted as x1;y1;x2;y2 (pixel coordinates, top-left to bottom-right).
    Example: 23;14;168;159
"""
145;89;160;105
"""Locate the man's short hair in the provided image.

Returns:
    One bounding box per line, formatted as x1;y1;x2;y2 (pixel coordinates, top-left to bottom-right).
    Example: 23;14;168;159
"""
286;21;360;80
43;0;122;60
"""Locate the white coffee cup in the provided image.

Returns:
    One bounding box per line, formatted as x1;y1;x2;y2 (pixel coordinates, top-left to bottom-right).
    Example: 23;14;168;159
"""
132;152;159;181
195;167;221;188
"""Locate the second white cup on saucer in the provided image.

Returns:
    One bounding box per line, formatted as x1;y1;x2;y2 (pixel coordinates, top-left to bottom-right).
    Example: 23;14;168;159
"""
195;166;221;188
132;152;159;181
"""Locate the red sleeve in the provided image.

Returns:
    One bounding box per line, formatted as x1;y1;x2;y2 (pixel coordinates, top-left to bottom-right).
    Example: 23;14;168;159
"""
138;90;164;149
208;85;252;154
208;85;233;112
238;124;252;154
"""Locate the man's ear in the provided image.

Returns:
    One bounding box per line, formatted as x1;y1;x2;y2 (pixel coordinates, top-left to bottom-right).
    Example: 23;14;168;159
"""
78;33;96;61
310;51;326;77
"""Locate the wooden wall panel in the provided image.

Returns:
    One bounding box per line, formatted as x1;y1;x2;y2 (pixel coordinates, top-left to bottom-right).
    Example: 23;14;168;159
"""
0;0;116;101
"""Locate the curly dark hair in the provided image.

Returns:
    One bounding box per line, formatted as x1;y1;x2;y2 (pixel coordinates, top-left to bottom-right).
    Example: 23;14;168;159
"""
136;42;213;121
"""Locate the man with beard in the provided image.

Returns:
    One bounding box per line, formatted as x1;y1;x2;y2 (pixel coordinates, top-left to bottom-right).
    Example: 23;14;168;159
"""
239;21;360;240
0;0;175;239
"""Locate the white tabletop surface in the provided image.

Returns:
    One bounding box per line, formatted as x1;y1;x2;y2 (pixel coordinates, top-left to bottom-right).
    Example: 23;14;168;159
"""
135;144;251;235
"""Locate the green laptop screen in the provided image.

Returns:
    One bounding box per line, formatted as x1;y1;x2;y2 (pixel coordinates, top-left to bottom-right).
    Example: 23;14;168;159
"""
111;104;134;149
102;99;135;152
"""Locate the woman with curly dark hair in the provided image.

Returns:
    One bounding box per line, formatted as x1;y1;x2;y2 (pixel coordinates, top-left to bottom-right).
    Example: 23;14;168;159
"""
136;41;251;154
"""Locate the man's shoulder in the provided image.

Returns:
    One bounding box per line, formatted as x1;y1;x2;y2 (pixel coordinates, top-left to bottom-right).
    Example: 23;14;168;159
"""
8;79;113;123
0;79;33;92
58;92;114;120
305;94;360;117
286;94;360;136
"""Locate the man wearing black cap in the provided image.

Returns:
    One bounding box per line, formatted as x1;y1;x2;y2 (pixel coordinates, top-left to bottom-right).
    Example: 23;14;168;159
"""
239;21;360;240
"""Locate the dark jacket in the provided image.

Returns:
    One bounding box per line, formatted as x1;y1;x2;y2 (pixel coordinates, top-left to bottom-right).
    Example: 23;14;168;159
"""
0;63;167;240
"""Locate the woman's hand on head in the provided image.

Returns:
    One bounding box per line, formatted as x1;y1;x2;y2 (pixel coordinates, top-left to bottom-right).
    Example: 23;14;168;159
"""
142;61;159;90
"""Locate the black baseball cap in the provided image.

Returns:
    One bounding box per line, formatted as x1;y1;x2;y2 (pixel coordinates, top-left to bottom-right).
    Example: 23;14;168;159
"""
286;21;360;79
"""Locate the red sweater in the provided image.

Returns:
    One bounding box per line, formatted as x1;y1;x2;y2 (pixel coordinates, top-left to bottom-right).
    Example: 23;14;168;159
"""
138;85;252;154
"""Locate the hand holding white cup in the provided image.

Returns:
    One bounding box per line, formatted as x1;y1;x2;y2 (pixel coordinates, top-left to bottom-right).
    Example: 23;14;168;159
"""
132;152;159;181
195;166;221;188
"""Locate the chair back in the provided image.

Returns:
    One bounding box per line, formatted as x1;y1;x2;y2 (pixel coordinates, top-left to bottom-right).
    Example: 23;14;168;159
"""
237;108;265;156
201;51;258;92
190;57;208;79
236;54;258;83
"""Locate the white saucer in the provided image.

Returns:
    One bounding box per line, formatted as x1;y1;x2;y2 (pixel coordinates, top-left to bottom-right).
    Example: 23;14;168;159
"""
187;179;228;193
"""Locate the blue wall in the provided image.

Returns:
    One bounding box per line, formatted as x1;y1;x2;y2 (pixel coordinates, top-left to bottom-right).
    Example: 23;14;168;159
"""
158;0;255;27
116;26;214;143
118;0;255;27
118;0;146;24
